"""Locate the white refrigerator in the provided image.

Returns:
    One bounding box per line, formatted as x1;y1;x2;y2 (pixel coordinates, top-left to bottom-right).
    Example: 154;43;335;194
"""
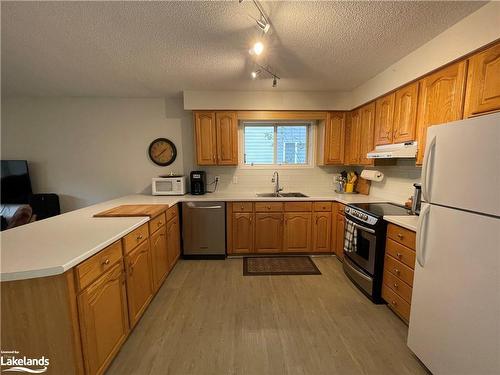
407;112;500;374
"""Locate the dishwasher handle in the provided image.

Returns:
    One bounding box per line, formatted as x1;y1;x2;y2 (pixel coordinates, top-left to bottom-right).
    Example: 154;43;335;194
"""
186;202;223;209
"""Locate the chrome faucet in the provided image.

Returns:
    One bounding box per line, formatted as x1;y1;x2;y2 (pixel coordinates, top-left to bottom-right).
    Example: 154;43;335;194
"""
271;171;283;196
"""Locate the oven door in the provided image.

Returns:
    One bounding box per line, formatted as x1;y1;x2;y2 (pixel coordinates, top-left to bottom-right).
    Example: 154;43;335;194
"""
344;218;377;275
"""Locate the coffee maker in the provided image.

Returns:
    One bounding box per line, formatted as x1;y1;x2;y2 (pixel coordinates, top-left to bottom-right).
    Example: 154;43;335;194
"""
190;171;206;195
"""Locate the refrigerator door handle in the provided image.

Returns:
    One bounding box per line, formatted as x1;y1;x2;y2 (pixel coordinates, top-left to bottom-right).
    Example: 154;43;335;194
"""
421;135;436;203
416;204;431;268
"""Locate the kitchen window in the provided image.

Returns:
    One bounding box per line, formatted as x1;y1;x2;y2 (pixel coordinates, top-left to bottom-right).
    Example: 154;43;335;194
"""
242;122;313;167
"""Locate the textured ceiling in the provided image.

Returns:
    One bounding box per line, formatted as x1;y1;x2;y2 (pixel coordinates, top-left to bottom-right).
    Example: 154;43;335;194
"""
1;1;486;97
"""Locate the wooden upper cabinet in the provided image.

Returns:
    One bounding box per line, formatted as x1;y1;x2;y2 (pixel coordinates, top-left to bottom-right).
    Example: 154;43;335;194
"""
358;102;376;165
215;111;238;165
254;213;283;253
194;112;217;165
416;61;467;164
464;42;500;118
78;263;129;375
393;81;419;143
346;110;361;165
323;112;346;165
313;212;331;253
374;93;395;145
232;213;254;253
283;212;312;252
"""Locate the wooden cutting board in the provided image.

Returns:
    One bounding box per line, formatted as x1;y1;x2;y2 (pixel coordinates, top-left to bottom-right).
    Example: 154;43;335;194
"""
93;204;169;218
355;178;371;195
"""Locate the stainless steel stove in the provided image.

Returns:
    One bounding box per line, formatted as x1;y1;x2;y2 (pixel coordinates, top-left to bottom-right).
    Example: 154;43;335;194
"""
343;203;412;303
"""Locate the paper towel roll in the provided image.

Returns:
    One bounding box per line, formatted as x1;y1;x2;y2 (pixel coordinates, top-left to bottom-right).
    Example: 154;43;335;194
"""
360;169;384;182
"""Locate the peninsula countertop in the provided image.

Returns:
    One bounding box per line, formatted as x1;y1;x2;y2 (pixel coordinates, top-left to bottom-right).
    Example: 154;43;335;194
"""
1;191;407;282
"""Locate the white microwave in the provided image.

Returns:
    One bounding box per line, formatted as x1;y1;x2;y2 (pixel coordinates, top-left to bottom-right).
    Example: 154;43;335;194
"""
152;176;187;196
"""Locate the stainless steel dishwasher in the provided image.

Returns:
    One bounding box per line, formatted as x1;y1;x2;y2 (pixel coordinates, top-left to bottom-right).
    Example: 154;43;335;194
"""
182;201;226;257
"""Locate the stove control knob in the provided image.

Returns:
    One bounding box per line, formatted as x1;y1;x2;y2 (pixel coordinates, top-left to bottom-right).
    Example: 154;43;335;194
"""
363;214;368;220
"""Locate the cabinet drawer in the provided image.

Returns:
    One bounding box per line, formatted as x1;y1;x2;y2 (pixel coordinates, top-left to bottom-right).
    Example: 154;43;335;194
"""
75;240;123;291
166;205;178;222
313;202;332;212
387;223;416;249
232;202;253;212
385;238;416;269
123;223;149;254
383;271;412;304
284;202;312;212
384;255;414;286
382;284;411;322
149;213;166;234
255;202;284;212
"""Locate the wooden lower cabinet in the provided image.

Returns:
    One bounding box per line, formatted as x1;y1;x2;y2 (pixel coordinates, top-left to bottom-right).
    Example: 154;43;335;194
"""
150;225;169;292
232;212;254;253
78;263;129;375
166;216;181;270
312;212;331;252
125;240;153;328
334;212;345;260
254;213;283;253
284;212;312;252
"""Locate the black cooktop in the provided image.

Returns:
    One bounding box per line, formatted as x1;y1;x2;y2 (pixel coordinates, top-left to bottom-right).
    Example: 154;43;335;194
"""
349;203;411;217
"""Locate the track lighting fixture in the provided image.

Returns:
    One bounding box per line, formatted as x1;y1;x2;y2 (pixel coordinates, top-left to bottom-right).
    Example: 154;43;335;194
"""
240;0;271;34
251;63;280;88
249;41;264;56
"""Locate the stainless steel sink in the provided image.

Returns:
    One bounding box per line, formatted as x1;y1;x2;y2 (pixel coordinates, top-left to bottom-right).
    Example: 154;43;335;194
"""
256;192;308;198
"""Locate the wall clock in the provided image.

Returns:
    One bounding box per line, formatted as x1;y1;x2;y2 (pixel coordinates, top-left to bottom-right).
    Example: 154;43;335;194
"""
148;138;177;166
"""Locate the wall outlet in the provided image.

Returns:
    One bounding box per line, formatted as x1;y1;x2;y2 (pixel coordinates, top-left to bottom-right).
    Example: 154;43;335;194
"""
232;176;238;184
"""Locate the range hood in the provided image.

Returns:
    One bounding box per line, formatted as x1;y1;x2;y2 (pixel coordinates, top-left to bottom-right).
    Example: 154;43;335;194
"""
367;141;418;159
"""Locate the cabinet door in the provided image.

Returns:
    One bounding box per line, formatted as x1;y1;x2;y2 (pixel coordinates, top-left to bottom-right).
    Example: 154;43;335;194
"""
324;112;345;164
125;240;153;328
464;43;500;118
166;217;181;270
374;93;395;145
335;213;345;260
393;82;419;143
215;111;238;165
150;225;168;292
283;212;312;252
194;111;217;165
78;263;129;375
359;102;376;165
416;61;467;164
313;212;331;253
346;110;361;165
232;213;254;253
254;213;283;253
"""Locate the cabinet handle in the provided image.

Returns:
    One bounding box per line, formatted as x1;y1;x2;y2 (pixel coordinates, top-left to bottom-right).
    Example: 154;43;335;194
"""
249;216;252;222
393;283;399;289
397;233;403;239
129;262;134;276
267;205;271;209
102;258;110;266
157;221;162;227
391;300;397;306
393;268;400;275
396;252;402;259
136;234;143;241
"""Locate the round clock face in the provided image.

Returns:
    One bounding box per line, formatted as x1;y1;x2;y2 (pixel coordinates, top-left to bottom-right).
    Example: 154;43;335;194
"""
148;138;177;166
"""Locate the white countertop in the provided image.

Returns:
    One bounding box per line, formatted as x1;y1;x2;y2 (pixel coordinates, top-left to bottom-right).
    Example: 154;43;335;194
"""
383;215;418;232
0;191;403;282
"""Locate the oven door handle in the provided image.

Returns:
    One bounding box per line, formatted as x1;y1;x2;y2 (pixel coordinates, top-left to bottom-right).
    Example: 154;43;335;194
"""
347;219;376;234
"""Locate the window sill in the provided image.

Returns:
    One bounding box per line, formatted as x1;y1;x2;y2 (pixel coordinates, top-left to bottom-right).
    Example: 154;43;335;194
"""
238;164;315;170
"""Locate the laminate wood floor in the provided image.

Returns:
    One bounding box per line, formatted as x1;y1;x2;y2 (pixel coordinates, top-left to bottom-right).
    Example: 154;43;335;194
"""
107;257;428;375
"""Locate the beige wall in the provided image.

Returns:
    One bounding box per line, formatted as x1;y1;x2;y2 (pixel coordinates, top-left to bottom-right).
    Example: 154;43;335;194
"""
1;97;192;212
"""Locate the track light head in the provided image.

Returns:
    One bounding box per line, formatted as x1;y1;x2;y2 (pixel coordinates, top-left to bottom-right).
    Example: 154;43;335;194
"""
256;19;270;33
272;76;277;87
249;41;264;56
251;70;261;79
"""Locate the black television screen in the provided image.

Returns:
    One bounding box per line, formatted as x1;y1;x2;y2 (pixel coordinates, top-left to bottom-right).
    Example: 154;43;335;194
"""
1;160;33;204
